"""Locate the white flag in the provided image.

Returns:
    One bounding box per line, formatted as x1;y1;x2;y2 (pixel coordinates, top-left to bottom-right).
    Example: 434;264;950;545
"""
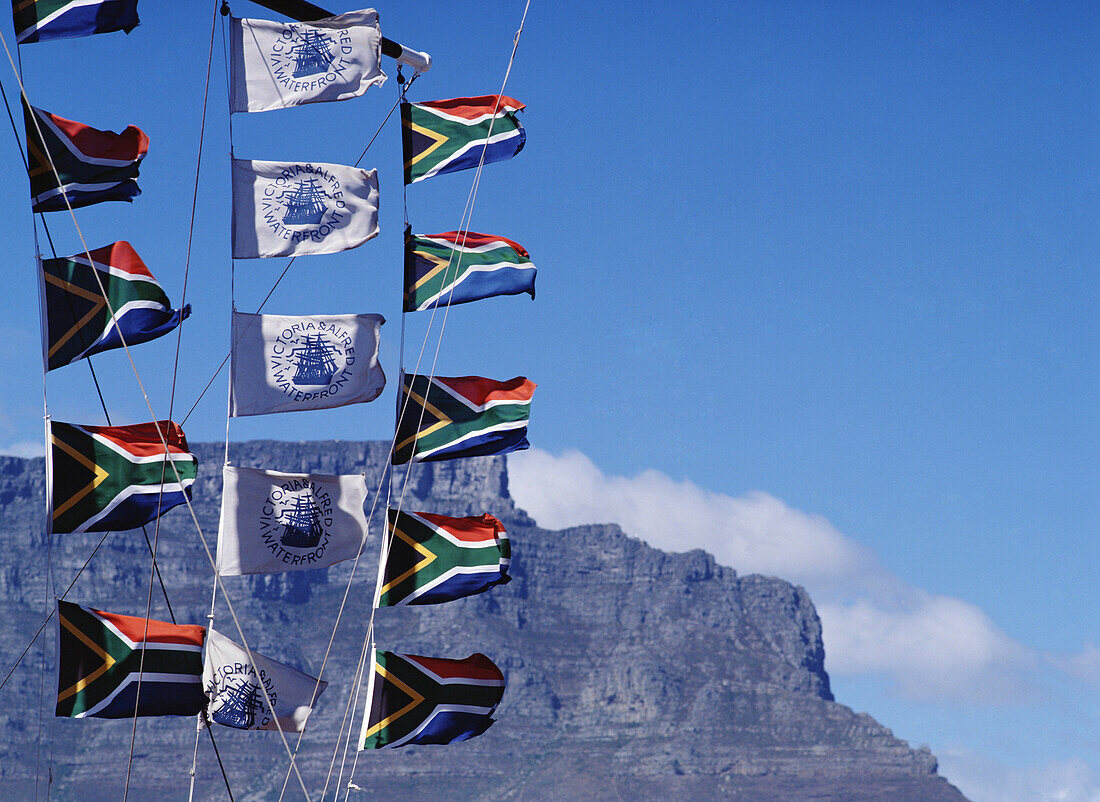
204;628;328;732
232;159;379;258
216;465;370;576
230;311;385;417
230;10;386;114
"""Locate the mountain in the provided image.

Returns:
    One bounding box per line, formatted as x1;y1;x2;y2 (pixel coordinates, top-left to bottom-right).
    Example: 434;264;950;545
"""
0;441;968;801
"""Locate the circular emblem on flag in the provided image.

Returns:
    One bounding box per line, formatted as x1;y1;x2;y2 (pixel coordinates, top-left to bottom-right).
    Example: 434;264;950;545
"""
262;164;348;246
258;479;334;566
268;320;358;404
207;670;276;729
271;24;349;84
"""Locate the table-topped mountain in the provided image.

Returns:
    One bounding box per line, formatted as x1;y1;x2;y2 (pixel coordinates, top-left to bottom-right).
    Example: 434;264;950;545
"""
0;441;968;801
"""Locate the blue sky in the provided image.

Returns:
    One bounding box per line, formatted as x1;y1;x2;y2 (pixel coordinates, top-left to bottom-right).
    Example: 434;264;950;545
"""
1;2;1095;800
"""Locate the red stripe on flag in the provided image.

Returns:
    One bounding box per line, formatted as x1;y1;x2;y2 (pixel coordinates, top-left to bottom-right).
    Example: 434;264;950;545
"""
435;376;535;406
86;241;155;279
84;421;191;457
416;512;506;544
92;607;205;648
41;109;149;162
404;653;504;683
414;95;525;120
433;231;529;258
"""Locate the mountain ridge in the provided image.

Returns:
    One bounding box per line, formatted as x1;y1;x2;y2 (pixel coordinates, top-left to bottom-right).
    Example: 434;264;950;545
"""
0;441;968;800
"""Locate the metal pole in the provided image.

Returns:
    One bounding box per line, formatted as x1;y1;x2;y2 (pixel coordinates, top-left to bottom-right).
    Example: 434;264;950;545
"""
242;0;431;71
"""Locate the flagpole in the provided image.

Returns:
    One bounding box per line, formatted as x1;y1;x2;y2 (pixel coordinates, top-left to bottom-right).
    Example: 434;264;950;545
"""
241;0;432;73
188;581;220;802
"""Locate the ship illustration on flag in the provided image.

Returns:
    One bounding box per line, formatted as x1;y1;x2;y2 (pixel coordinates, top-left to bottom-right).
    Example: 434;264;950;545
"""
211;676;266;729
290;29;336;77
279;178;328;226
290;335;340;385
278;495;325;549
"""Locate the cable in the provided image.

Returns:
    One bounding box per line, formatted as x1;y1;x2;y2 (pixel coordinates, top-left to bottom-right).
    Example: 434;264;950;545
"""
339;2;533;794
125;2;222;796
0;10;234;801
178;78;409;429
0;528;111;695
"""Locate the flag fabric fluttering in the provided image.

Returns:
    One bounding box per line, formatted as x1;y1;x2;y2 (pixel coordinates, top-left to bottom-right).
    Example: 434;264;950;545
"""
56;600;205;718
359;650;505;749
230;311;385;417
230;10;386;113
25;103;148;213
48;420;197;534
402;95;525;184
404;229;536;312
203;628;327;732
378;510;510;606
393;374;534;464
13;0;139;44
40;241;190;372
231;159;379;258
217;466;369;576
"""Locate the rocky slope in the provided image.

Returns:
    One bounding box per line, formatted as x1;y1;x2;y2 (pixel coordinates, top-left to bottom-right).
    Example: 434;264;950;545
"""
0;442;968;801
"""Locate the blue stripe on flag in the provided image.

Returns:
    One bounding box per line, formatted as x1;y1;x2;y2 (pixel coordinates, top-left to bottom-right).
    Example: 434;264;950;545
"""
18;1;139;44
411;710;496;745
436;132;526;178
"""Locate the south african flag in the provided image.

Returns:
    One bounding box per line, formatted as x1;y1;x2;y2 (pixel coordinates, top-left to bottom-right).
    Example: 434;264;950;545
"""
392;374;535;465
359;650;505;749
13;0;139;44
377;510;510;606
48;420;197;534
25;102;147;213
404;229;536;312
402;95;525;184
56;600;205;719
41;241;190;371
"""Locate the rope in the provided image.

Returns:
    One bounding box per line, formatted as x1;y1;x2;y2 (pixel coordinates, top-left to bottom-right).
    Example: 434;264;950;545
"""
33;560;49;801
194;19;236;780
324;75;424;800
0;122;187;728
160;13;317;801
189;583;228;802
0;64;26;168
123;4;222;796
32;228;52;802
0;33;171;450
123;495;171;800
178;76;413;429
124;3;222;796
270;70;423;802
0;26;157;802
0;528;111;695
339;2;533;794
224;0;235;462
329;630;373;799
0;9;235;800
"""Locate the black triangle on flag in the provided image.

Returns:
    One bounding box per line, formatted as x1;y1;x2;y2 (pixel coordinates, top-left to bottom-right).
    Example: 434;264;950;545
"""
401;107;449;183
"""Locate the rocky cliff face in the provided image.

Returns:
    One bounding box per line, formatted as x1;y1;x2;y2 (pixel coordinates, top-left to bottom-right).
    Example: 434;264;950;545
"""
0;442;968;801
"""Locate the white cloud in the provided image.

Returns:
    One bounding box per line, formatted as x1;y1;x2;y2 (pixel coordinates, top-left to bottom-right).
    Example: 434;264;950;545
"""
1055;643;1100;689
937;752;1100;802
508;448;874;590
818;596;1030;702
508;447;1031;703
0;440;45;458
